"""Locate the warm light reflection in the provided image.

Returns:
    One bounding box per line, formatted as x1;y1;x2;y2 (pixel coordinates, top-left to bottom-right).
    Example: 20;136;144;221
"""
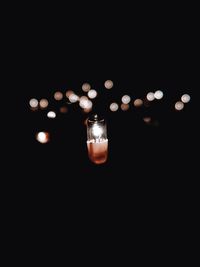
88;89;97;99
104;80;113;89
181;94;191;103
54;91;63;101
122;95;131;104
133;99;143;107
154;90;163;100
60;106;68;113
39;99;49;109
29;98;38;108
82;83;91;92
175;101;184;111
36;132;50;144
47;111;56;118
110;103;119;112
66;90;74;98
121;103;130;111
146;92;155;101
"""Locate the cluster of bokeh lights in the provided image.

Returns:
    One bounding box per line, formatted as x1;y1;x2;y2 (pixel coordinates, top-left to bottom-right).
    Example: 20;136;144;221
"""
29;80;191;143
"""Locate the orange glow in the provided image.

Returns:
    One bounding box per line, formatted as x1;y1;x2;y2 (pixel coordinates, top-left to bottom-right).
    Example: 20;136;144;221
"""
133;99;143;107
54;91;63;101
121;103;130;111
66;90;74;98
60;106;68;113
36;132;50;144
39;99;49;109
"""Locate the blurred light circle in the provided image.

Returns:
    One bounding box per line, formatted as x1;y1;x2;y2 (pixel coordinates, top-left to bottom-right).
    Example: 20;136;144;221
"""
88;89;97;99
82;83;91;92
143;117;151;123
181;94;191;103
154;90;163;100
85;100;93;109
79;96;89;108
133;99;143;107
121;103;130;111
110;103;119;112
47;111;56;118
146;92;155;101
104;80;114;89
39;99;49;109
122;95;131;104
29;98;38;108
175;101;184;111
36;132;50;144
66;90;74;98
69;94;79;103
60;106;68;113
54;91;63;101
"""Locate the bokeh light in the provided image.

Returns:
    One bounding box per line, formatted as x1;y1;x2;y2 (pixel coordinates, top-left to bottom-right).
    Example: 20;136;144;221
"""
175;101;184;111
47;111;56;118
39;99;49;109
121;103;130;111
104;80;114;89
79;96;92;109
69;93;79;103
54;91;63;101
146;92;155;101
88;89;97;99
110;102;119;112
36;132;50;144
66;90;74;98
133;99;143;107
29;98;38;108
82;83;91;92
122;95;131;104
60;106;68;113
181;94;191;103
143;117;151;123
154;90;164;100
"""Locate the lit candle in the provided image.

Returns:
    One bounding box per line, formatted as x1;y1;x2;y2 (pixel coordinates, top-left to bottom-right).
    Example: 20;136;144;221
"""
86;114;108;164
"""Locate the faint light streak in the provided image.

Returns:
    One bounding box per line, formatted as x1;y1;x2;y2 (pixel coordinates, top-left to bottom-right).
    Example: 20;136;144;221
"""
146;92;155;101
88;89;97;99
122;95;131;104
47;111;56;118
29;98;38;108
104;80;114;89
39;99;49;109
133;99;143;107
36;132;50;144
82;83;91;92
121;103;130;111
175;101;184;111
110;102;119;112
181;94;191;103
154;90;164;100
54;91;63;101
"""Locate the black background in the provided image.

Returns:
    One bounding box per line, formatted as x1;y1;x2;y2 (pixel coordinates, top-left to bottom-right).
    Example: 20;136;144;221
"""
15;4;197;246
